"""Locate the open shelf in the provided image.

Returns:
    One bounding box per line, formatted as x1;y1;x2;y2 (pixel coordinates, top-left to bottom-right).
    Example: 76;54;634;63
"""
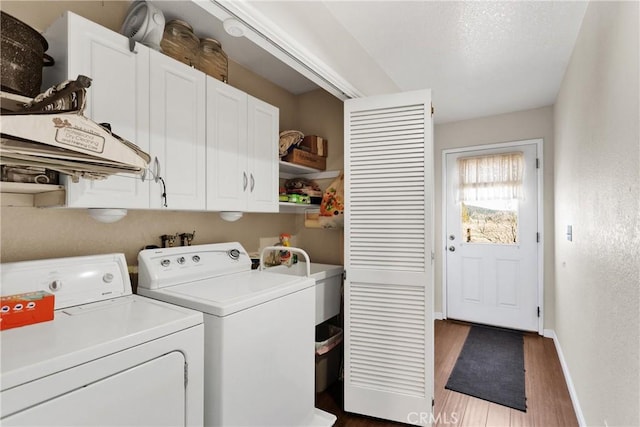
279;161;340;180
1;182;65;207
278;202;320;213
1;182;63;194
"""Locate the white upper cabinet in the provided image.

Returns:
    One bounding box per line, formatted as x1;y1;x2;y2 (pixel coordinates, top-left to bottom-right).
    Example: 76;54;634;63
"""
206;77;278;212
247;95;279;212
43;12;150;209
149;50;206;210
205;77;248;211
43;13;276;213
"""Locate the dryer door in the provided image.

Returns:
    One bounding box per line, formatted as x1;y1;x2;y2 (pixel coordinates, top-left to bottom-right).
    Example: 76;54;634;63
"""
2;351;186;426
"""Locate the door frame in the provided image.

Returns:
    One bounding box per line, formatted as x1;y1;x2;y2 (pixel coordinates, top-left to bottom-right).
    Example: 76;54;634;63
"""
441;138;544;334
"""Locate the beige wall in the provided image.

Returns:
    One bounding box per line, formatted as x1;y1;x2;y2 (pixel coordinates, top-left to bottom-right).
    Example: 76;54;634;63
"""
293;90;345;265
295;90;344;173
554;1;640;426
434;106;555;328
0;1;344;268
1;1;129;33
227;61;298;132
1;208;294;266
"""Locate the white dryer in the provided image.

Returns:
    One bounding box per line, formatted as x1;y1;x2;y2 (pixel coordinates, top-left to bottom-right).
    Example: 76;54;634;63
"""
137;242;336;427
0;253;204;426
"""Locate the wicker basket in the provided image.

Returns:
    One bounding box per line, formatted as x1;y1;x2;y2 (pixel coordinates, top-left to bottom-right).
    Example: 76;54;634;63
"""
160;20;199;66
195;38;228;83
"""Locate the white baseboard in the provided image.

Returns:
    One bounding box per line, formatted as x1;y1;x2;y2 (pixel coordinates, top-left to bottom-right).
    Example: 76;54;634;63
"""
545;329;586;427
433;312;444;320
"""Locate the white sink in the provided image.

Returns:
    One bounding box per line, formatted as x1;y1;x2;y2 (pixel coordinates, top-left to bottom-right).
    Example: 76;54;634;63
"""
266;262;343;325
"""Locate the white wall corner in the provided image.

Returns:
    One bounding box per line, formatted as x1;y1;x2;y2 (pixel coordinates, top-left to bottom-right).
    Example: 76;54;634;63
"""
546;329;587;427
433;312;444;320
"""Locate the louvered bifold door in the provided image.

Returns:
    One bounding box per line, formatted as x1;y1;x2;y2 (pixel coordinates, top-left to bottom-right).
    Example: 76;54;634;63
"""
344;90;434;426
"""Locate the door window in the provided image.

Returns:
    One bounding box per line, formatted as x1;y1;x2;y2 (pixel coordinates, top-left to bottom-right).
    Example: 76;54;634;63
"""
461;199;519;244
457;152;523;245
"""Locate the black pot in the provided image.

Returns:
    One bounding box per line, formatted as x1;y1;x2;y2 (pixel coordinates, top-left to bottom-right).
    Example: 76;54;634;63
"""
1;11;54;98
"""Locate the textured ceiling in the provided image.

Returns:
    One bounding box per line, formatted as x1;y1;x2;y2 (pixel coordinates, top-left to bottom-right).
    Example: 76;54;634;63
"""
321;1;589;122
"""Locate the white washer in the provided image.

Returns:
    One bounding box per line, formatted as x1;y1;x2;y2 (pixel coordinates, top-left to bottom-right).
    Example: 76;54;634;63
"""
0;253;204;427
137;242;337;427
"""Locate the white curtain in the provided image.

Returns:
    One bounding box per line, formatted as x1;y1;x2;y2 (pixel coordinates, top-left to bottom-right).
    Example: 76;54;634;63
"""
457;152;524;201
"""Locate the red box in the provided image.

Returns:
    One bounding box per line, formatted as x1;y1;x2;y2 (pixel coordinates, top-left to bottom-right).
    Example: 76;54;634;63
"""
1;291;55;330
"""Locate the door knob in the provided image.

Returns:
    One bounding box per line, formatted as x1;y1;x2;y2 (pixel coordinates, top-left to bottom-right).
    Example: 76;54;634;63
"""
448;246;456;252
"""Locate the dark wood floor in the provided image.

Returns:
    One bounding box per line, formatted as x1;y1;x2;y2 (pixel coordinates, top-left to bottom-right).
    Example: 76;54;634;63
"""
316;320;578;427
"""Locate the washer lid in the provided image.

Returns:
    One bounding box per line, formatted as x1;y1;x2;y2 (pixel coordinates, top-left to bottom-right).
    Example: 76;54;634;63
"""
138;270;315;317
0;295;203;391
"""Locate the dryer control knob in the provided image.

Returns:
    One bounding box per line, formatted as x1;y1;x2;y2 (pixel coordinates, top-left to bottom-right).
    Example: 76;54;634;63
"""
49;279;62;292
228;249;240;260
161;259;171;267
103;273;114;283
177;256;186;265
192;255;201;263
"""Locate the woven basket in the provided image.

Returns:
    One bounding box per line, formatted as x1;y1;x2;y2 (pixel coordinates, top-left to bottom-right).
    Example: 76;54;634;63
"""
195;38;228;83
160;20;199;66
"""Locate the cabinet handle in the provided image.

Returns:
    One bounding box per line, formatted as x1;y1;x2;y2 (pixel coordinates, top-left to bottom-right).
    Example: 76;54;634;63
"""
152;157;167;207
243;172;248;191
154;157;161;183
250;173;255;192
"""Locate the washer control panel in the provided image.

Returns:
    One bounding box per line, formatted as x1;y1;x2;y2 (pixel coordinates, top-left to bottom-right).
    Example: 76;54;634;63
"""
156;247;245;269
138;242;251;290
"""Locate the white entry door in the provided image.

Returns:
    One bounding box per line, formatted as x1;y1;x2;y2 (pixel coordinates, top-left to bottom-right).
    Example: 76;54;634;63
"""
445;141;540;332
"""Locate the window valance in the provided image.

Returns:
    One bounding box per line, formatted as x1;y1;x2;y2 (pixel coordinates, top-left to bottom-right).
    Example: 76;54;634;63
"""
457;152;524;201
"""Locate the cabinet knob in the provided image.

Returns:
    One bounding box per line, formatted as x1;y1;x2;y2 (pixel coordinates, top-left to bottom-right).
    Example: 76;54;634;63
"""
49;279;62;292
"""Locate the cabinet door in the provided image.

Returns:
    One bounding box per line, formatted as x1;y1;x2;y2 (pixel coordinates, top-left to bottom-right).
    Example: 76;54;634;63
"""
149;50;206;210
45;12;150;209
205;77;248;211
247;96;279;212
